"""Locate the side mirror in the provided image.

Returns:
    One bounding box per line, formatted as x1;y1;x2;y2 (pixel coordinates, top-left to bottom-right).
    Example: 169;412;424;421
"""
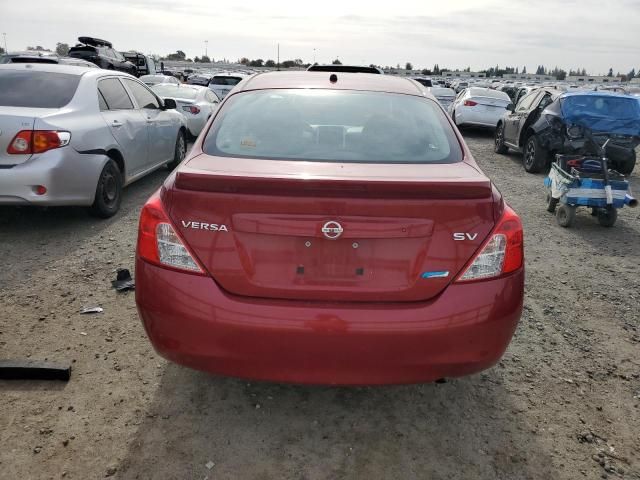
163;98;177;110
506;103;515;112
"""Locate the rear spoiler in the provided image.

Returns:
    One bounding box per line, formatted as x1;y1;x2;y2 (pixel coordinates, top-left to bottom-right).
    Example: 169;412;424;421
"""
175;171;492;199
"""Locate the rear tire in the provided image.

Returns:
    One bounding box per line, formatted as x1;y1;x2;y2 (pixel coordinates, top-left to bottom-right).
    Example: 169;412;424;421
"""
523;134;548;173
616;150;636;176
167;130;187;170
90;159;122;218
546;193;559;213
597;207;617;227
494;123;508;154
556;204;576;228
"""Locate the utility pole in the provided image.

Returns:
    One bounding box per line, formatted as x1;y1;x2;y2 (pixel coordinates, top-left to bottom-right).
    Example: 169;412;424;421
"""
2;33;7;53
277;43;280;71
204;40;208;59
313;48;316;64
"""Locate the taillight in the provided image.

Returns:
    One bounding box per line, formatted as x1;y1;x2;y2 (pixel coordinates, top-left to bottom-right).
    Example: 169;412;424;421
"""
7;130;71;155
463;100;478;107
455;205;523;282
137;191;205;274
182;105;201;114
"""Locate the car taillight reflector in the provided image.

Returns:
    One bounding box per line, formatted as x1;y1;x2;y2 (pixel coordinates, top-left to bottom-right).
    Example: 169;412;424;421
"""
137;192;205;274
7;130;71;154
456;205;523;282
463;100;478;106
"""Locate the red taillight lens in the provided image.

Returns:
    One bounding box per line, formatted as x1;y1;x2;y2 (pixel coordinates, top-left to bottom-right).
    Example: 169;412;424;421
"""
463;100;478;106
137;191;205;274
182;105;201;114
455;205;523;282
7;131;33;154
7;130;71;155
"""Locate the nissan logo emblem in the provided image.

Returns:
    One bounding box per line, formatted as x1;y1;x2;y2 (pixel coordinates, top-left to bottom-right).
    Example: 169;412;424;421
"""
321;221;343;240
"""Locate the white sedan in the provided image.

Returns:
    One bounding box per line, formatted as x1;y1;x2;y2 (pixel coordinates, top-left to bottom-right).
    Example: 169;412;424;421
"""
152;84;220;137
448;87;513;129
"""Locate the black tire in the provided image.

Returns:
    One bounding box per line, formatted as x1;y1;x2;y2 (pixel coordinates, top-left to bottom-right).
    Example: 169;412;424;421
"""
556;204;576;228
494;123;508;154
616;150;636;176
546;193;559;213
90;159;122;218
523;134;549;173
597;207;617;227
167;130;187;170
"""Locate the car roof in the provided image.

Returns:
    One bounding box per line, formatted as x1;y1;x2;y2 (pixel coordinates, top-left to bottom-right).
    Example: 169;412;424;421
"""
0;63;132;78
235;71;429;97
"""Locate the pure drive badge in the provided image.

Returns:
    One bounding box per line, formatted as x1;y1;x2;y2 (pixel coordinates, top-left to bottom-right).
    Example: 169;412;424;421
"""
181;221;228;232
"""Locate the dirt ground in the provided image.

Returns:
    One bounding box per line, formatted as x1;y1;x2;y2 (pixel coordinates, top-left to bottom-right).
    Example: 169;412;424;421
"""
1;134;639;480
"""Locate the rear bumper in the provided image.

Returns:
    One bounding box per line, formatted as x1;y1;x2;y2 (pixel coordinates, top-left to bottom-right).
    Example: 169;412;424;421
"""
456;106;504;129
136;260;524;385
0;148;106;206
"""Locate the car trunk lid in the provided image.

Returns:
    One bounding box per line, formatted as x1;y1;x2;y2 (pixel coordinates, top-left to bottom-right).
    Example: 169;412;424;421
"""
166;155;496;302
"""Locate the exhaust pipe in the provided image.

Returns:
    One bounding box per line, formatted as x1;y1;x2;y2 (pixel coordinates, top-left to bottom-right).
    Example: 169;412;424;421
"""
625;194;638;208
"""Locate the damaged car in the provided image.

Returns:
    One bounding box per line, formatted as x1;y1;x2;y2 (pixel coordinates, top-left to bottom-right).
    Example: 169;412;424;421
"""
495;90;639;174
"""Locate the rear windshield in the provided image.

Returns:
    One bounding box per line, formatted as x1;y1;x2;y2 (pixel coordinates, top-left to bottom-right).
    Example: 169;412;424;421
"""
469;88;510;100
68;46;97;58
203;89;462;163
210;76;242;86
0;70;81;108
152;85;198;99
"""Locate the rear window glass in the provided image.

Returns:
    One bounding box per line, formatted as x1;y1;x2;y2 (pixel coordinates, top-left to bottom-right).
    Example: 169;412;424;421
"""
210;76;242;86
469;88;511;100
203;89;462;163
0;71;80;108
152;85;198;100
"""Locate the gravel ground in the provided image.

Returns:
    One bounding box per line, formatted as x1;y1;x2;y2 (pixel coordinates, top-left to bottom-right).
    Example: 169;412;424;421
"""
1;135;639;480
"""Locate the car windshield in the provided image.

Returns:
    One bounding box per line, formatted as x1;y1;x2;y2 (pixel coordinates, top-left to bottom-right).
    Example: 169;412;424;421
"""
0;70;81;107
210;76;242;86
203;89;462;163
152;85;198;99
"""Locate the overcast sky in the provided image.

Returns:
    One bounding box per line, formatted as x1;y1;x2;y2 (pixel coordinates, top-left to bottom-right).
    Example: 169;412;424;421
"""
2;0;638;75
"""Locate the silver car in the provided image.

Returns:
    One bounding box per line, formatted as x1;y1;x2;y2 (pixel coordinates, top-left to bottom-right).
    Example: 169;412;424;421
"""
151;84;220;137
0;64;187;217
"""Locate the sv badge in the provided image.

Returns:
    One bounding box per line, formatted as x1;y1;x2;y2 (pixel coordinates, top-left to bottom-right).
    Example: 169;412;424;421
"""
453;233;478;241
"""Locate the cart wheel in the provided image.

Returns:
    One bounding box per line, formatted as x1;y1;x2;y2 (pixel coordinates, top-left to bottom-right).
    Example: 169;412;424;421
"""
546;194;559;213
556;204;576;228
597;207;617;227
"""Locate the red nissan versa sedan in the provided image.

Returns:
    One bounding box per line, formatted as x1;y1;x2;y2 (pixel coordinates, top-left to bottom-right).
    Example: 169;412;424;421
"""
135;71;524;385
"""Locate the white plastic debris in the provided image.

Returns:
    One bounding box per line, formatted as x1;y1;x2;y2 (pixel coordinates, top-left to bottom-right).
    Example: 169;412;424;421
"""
80;306;104;314
205;461;215;470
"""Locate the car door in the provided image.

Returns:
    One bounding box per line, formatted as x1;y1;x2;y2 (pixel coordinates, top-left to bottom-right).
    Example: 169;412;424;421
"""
97;77;149;179
122;78;177;167
503;91;541;145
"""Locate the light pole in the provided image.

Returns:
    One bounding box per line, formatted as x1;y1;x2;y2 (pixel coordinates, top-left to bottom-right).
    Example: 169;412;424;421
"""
204;40;208;60
313;48;316;64
2;33;6;53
